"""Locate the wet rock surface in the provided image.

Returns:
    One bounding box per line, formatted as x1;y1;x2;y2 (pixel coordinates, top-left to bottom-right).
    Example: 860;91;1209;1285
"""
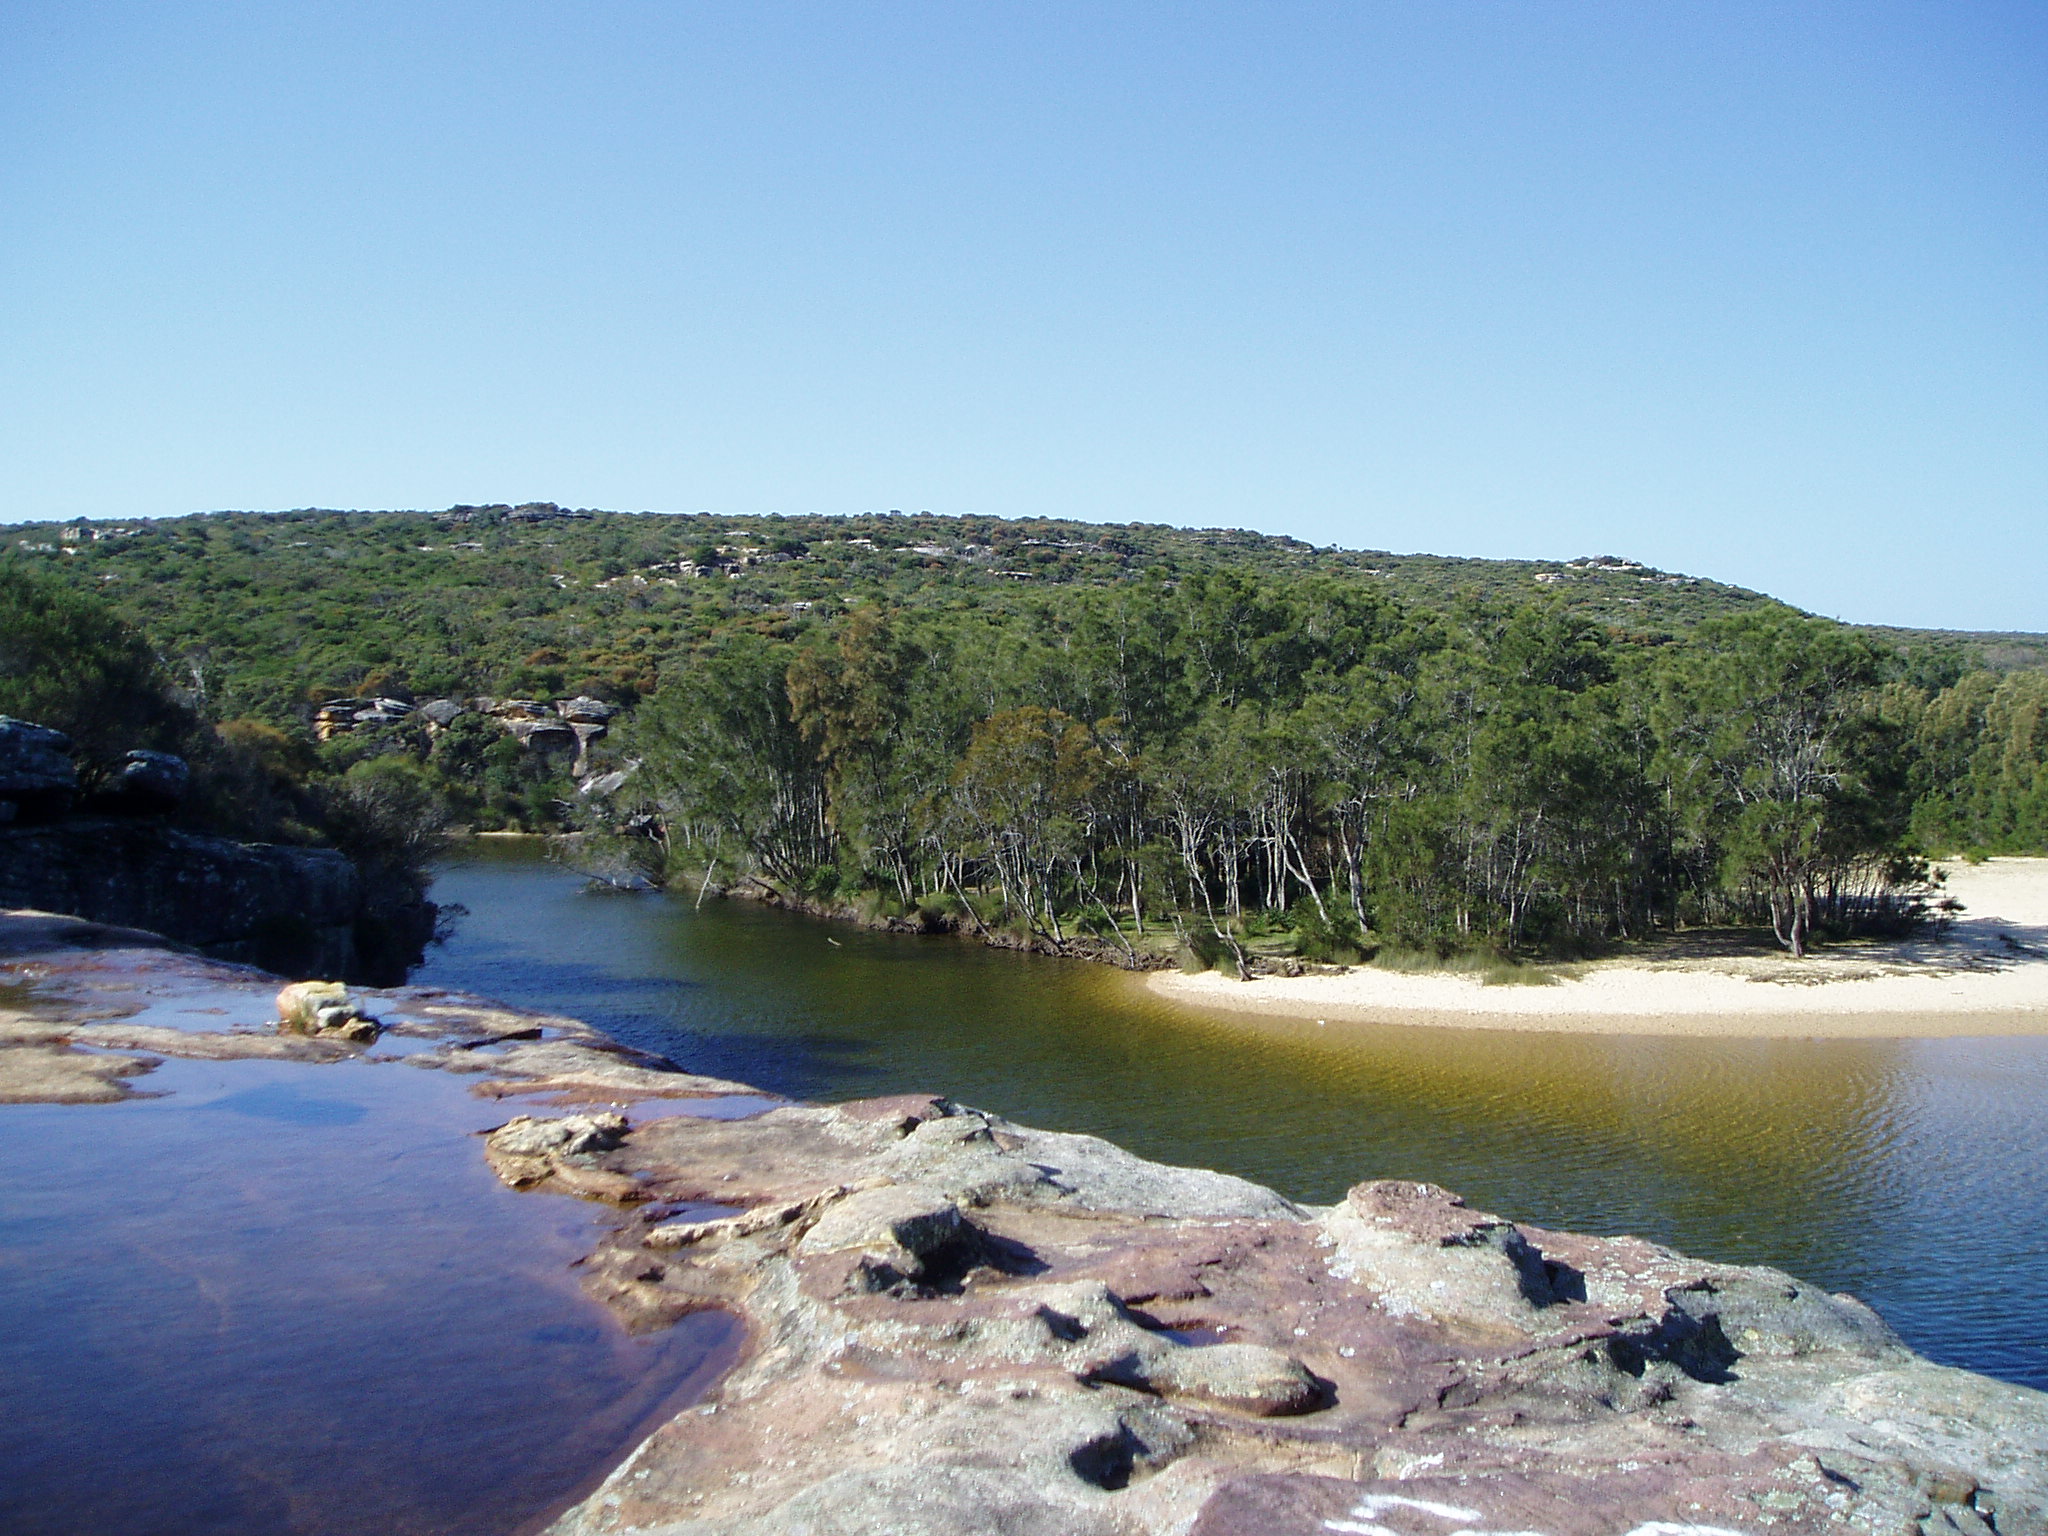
2;910;2043;1536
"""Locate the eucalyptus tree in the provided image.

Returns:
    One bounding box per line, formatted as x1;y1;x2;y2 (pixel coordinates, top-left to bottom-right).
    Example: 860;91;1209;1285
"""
786;604;930;904
631;633;834;894
1656;612;1894;955
938;706;1103;943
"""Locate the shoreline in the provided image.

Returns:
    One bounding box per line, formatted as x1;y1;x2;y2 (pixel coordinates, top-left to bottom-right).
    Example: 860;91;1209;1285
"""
7;910;2047;1532
1147;857;2048;1039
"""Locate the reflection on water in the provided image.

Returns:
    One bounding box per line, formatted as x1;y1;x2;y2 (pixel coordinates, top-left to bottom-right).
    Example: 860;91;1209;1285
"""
0;1052;737;1536
419;840;2048;1391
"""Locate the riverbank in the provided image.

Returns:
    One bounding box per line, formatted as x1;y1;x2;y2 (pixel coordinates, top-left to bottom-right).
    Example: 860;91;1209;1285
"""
1147;857;2048;1037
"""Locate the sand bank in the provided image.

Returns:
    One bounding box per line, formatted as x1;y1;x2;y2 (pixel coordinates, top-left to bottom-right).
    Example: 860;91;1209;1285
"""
1147;857;2048;1037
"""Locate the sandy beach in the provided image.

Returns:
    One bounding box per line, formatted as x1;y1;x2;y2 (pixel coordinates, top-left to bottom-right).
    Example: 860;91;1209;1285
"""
1146;857;2048;1037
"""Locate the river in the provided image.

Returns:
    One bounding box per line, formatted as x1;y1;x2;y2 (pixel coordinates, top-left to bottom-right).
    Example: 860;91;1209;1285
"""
420;839;2048;1392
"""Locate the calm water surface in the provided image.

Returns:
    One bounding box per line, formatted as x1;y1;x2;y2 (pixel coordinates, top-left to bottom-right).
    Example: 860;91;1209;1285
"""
422;840;2048;1391
0;1046;737;1536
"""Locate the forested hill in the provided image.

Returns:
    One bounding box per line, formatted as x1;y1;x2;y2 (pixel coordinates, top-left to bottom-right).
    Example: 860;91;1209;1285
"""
7;503;2048;965
0;504;1929;709
11;506;2045;712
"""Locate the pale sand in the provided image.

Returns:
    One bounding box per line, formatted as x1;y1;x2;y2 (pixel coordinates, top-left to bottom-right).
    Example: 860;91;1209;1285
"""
1145;857;2048;1037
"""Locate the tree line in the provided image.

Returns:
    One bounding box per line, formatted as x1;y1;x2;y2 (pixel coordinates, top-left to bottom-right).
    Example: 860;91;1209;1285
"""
605;573;2047;970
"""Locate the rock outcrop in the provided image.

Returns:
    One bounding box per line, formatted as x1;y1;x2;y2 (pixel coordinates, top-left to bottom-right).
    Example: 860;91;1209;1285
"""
531;1101;2048;1536
0;818;365;969
0;716;79;820
0;719;436;984
315;693;622;779
2;910;2043;1536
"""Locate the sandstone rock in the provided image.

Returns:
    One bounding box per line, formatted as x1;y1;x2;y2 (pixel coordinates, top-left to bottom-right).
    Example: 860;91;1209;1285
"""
1142;1340;1323;1416
1025;1278;1320;1415
488;1110;628;1161
484;1112;638;1199
539;1085;2048;1536
873;1107;1302;1219
556;696;619;724
416;698;467;728
115;750;189;811
0;819;421;982
798;1182;978;1289
1319;1180;1560;1331
275;980;381;1042
509;720;579;754
0;717;77;815
0;1041;157;1103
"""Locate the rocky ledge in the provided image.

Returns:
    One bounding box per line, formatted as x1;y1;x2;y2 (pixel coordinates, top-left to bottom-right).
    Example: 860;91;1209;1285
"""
1;911;2042;1536
0;716;436;983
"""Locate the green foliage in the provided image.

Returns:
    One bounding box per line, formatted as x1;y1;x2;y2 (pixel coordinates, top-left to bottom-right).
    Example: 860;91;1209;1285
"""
1895;670;2048;854
1289;893;1362;964
0;562;192;772
622;583;1977;960
629;632;833;888
9;508;2043;964
0;566;452;962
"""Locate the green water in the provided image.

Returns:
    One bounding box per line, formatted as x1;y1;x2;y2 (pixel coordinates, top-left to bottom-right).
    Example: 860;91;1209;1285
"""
419;839;2048;1390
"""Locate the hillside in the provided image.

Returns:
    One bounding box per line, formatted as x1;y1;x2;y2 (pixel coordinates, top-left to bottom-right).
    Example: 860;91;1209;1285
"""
11;506;2041;717
6;503;2047;960
5;505;1810;715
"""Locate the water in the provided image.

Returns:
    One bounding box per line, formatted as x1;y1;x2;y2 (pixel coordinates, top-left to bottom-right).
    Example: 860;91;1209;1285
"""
0;1050;738;1536
419;840;2048;1392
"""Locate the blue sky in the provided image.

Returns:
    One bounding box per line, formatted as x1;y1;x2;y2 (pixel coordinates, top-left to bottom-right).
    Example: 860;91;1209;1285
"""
3;3;2042;629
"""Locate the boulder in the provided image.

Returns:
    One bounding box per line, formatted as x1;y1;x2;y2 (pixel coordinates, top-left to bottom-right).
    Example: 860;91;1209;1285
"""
1141;1340;1324;1417
115;750;189;811
416;698;466;728
0;717;77;816
797;1182;977;1286
1319;1180;1561;1329
568;721;608;775
556;696;619;724
313;704;358;740
275;980;381;1042
484;1112;637;1200
509;720;578;754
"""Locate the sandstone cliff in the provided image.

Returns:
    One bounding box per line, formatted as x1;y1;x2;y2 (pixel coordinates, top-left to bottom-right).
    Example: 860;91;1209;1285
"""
0;717;436;983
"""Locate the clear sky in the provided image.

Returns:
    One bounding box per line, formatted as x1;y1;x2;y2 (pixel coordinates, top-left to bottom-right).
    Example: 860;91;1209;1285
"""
3;3;2042;630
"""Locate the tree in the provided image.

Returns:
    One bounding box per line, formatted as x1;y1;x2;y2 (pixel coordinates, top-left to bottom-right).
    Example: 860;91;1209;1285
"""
1659;613;1895;955
940;707;1102;943
632;635;834;893
0;562;191;773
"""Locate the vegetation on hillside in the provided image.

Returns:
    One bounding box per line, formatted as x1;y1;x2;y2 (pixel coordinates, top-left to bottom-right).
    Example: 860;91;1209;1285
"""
6;506;2045;970
618;584;1955;967
0;563;445;940
1;505;1809;719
